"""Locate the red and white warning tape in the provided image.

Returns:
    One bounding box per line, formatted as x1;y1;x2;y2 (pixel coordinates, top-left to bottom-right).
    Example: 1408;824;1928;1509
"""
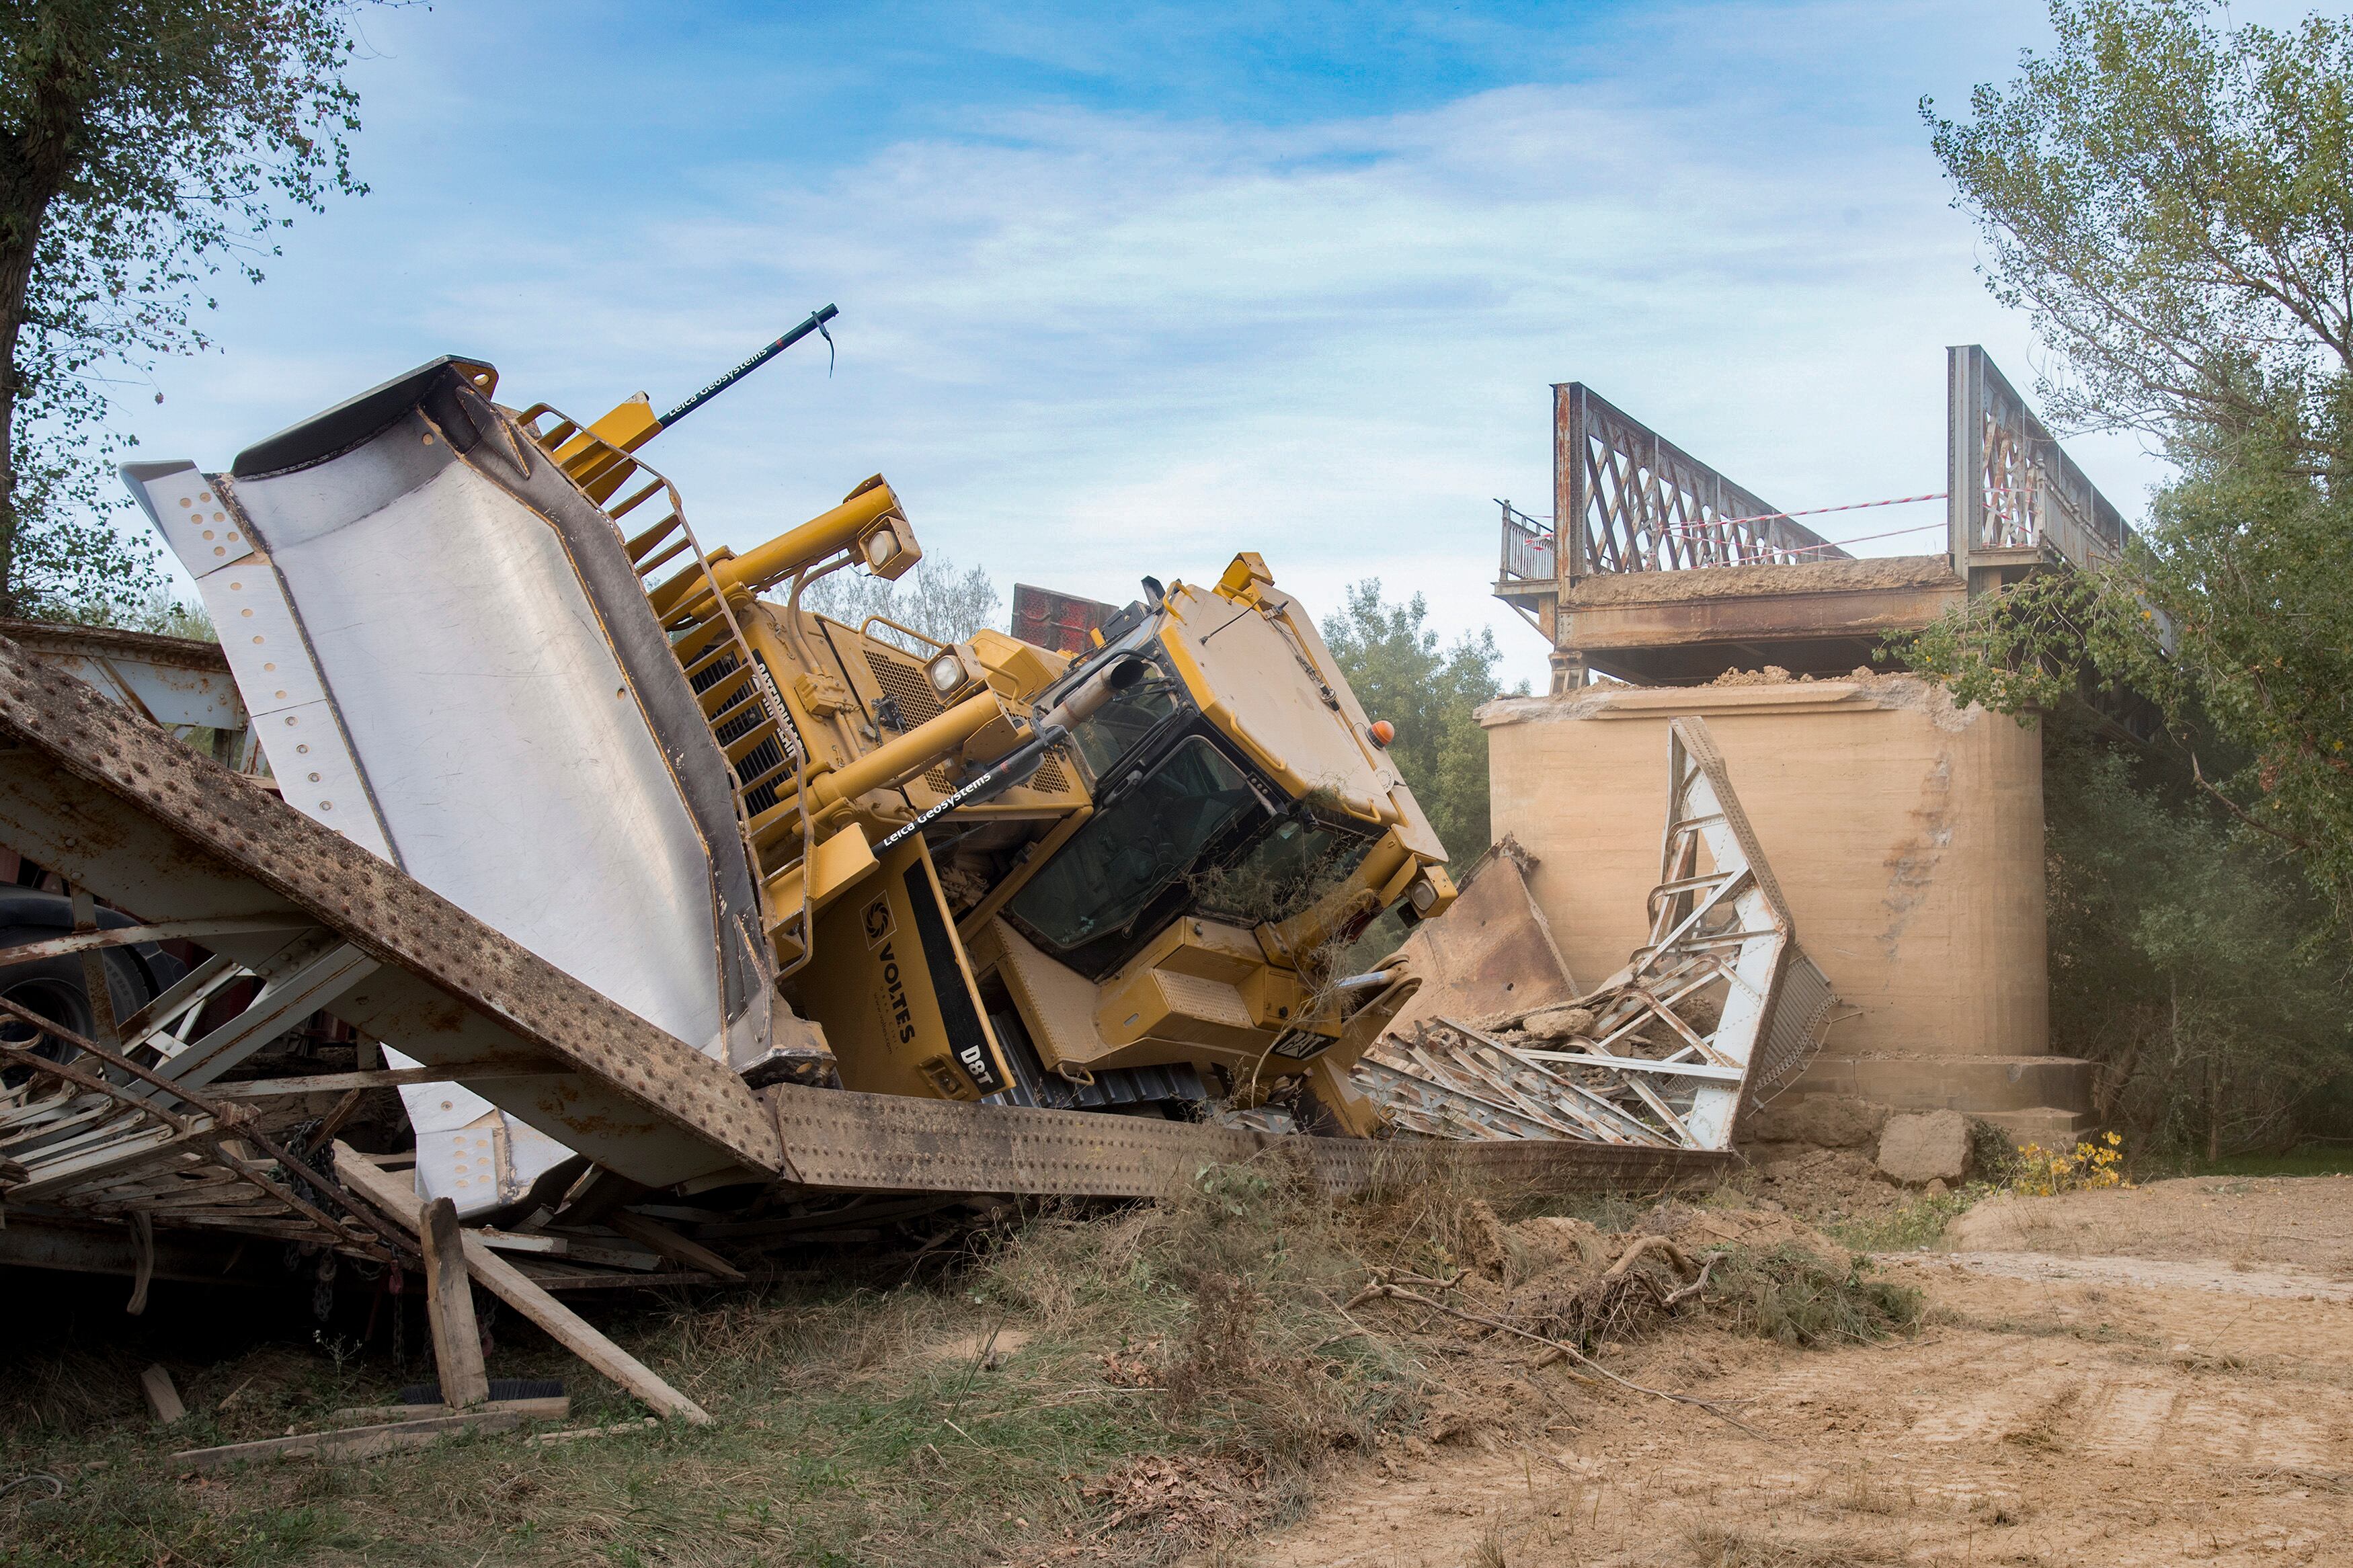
1570;485;2047;559
1705;491;1948;531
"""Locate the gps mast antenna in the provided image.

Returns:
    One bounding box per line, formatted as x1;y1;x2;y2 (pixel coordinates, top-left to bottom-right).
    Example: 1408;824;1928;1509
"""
657;304;838;429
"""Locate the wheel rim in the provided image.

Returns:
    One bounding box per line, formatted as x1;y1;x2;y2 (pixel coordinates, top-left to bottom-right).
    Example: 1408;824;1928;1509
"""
0;976;93;1094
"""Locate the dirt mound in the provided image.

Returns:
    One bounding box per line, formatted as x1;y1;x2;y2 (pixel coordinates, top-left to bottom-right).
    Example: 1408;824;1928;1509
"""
1657;1204;1827;1253
1747;1145;1906;1223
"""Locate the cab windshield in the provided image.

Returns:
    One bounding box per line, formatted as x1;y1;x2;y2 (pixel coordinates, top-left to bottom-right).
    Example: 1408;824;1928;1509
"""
1008;737;1260;960
1064;675;1184;786
1191;810;1376;928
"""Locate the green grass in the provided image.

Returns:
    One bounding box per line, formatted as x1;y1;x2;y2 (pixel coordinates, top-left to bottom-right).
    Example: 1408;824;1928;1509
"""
1822;1190;1979;1253
1704;1245;1923;1349
0;1161;1936;1567
0;1161;1458;1568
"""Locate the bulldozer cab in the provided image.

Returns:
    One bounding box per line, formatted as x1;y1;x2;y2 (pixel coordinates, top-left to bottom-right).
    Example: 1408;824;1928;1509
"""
757;554;1457;1130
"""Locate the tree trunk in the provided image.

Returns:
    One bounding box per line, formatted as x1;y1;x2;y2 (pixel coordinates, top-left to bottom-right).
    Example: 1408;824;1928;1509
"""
2206;1053;2222;1166
0;28;95;618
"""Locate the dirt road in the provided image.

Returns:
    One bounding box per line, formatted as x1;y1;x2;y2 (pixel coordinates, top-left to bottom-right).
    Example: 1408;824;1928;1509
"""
1246;1177;2353;1567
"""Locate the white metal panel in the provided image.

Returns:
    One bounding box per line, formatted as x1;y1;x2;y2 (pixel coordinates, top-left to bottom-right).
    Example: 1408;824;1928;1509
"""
129;427;745;1216
121;461;255;577
386;1044;576;1212
229;449;729;1063
36;653;245;731
127;462;394;862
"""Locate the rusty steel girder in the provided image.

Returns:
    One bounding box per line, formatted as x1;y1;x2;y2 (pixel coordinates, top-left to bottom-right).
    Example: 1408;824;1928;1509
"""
0;630;1737;1265
0;633;783;1193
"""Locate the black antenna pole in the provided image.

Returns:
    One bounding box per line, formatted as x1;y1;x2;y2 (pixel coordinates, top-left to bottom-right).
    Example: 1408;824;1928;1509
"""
657;304;838;429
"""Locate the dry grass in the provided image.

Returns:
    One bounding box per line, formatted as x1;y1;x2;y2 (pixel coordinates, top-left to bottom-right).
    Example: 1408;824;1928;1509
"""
1681;1522;1913;1565
0;1159;1911;1567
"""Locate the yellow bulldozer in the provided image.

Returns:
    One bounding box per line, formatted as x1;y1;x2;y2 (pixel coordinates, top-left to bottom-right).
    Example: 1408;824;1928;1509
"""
559;376;1460;1137
672;506;1455;1132
120;307;1458;1206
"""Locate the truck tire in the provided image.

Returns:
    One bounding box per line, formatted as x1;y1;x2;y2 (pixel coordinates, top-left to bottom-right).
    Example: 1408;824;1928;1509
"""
0;897;175;1091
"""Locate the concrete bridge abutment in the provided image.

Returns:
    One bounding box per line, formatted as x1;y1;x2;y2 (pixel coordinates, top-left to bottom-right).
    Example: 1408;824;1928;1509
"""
1481;674;2094;1144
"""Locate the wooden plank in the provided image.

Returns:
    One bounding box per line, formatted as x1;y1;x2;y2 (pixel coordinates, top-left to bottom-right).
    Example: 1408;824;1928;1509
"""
141;1364;186;1424
327;1396;569;1426
522;1267;725;1291
456;1231;711;1421
172;1409;526;1470
473;1227;663;1272
606;1210;747;1282
332;1144;711;1426
421;1197;491;1410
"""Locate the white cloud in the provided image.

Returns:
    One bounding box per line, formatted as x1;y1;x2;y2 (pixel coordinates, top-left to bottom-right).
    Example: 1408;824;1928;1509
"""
128;1;2178;692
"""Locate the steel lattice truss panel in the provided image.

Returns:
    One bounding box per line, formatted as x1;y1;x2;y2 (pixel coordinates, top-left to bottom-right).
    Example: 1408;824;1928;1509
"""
1353;716;1837;1152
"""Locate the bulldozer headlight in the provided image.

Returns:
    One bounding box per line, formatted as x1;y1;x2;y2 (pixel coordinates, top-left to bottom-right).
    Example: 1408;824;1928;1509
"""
928;649;971;695
858;516;920;581
1408;876;1439;913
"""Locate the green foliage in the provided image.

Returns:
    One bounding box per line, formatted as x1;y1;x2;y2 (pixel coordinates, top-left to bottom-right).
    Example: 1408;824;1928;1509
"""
0;1;370;620
1923;0;2353;460
797;552;1002;649
2176;1143;2353;1178
40;586;215;641
1705;1245;1922;1348
1320;580;1525;868
1824;1192;1979;1253
2041;722;2352;1159
1915;1;2353;938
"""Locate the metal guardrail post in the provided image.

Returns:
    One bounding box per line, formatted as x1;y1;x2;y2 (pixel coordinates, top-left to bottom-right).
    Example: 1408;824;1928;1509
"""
1947;345;1982;578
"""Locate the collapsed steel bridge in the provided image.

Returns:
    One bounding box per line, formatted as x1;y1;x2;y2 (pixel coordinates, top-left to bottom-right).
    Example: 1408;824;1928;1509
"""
0;634;1730;1293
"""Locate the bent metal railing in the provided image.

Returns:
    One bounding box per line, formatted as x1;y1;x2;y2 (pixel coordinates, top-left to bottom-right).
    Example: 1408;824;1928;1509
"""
1497;353;2137;618
1539;383;1846;585
1946;345;2130;574
1353;716;1835;1150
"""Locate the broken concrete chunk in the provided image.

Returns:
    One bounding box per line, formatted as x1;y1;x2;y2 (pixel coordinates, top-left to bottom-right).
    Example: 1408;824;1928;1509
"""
1747;1094;1890;1150
1876;1109;1970;1185
1521;1005;1597;1041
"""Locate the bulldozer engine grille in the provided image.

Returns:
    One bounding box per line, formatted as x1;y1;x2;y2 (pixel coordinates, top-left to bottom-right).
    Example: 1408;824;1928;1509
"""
1031;747;1071;794
864;647;945;729
920;746;1072;800
693;650;789;815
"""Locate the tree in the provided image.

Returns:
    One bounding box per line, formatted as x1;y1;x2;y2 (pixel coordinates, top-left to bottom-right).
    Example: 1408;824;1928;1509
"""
1914;0;2353;936
1320;581;1523;868
2040;716;2350;1159
0;2;368;620
796;552;1003;649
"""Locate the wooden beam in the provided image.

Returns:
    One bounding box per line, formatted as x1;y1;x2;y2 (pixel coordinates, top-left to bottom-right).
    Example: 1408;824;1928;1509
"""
421;1197;491;1409
607;1209;747;1282
173;1409;528;1470
332;1143;712;1425
327;1395;568;1426
473;1227;664;1272
140;1364;186;1424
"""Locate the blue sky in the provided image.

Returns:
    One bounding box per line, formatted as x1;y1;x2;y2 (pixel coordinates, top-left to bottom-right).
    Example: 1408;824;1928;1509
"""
120;0;2251;688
